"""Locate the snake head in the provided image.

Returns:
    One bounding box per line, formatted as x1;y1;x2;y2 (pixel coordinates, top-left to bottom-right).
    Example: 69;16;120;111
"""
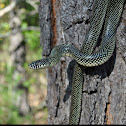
28;56;60;69
28;57;52;69
28;44;66;70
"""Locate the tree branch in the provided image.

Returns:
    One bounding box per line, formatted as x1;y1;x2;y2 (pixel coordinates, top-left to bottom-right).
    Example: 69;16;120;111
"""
0;1;16;18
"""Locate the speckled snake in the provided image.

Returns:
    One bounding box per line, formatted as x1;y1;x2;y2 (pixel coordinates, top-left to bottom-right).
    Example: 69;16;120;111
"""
28;0;124;124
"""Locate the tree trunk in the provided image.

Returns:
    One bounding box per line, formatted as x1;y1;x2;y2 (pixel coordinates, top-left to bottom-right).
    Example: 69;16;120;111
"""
39;0;126;124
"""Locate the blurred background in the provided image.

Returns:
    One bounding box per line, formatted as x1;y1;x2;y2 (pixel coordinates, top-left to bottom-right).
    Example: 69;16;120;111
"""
0;0;48;124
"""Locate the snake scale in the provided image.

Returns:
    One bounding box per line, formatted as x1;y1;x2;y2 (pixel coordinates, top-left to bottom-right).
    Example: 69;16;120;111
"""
29;0;125;124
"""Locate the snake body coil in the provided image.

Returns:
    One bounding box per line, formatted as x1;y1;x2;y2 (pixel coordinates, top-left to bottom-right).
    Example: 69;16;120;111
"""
29;0;124;124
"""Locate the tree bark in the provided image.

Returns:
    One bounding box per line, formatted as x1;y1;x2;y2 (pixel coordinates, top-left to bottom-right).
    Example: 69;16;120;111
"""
39;0;126;124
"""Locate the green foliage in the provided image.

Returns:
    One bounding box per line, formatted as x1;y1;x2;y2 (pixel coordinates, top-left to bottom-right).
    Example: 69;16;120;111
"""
0;0;9;6
23;30;40;50
0;64;31;124
21;22;28;29
23;80;31;88
0;62;46;124
0;0;47;124
0;23;10;32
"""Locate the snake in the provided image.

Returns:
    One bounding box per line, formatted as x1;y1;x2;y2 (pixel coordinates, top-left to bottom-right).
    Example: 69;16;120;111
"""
28;0;125;124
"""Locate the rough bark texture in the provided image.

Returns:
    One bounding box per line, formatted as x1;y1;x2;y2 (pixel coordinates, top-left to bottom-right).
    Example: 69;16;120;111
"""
39;0;126;124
